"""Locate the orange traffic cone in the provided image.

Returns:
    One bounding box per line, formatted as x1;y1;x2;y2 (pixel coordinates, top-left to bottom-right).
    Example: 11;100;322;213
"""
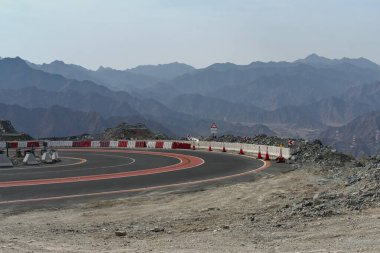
257;146;263;159
208;145;212;151
277;144;285;163
222;145;226;152
264;147;270;161
239;145;245;155
192;145;196;150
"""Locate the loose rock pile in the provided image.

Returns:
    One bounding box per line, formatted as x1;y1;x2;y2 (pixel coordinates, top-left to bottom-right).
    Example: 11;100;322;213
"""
290;139;354;167
277;158;380;220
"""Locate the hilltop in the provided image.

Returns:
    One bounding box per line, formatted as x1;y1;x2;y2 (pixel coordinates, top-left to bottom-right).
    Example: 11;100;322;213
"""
0;120;32;141
99;123;167;140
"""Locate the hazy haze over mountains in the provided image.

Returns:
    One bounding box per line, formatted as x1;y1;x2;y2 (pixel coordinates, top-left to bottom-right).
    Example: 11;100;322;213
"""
0;57;275;137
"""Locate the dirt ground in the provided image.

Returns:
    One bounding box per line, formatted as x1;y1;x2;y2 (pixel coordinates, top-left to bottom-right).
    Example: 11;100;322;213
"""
0;166;379;253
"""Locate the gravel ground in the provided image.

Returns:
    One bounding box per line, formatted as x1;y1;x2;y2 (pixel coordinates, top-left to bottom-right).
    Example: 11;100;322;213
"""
1;164;380;252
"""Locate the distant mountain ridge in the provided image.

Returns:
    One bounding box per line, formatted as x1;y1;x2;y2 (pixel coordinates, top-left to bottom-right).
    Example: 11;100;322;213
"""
128;62;195;79
28;60;195;91
140;55;380;110
295;53;380;70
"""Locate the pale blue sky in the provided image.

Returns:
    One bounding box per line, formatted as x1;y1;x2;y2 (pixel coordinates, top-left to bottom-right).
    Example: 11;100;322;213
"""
0;0;379;69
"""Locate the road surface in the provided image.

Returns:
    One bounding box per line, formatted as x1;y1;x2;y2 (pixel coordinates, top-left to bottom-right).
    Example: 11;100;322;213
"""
0;148;273;211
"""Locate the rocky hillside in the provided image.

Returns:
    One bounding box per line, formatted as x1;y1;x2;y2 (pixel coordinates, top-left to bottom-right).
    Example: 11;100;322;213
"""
0;119;32;141
320;111;380;157
0;120;17;134
99;123;166;140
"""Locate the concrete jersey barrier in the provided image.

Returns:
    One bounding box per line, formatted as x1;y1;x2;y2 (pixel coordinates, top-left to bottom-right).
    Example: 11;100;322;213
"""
4;140;291;159
187;141;291;159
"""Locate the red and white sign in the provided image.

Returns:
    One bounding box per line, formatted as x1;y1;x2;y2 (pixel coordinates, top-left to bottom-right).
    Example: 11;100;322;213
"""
288;140;294;146
210;122;218;134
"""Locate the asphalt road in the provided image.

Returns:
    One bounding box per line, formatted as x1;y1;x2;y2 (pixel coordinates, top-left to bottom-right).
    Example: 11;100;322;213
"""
0;148;275;211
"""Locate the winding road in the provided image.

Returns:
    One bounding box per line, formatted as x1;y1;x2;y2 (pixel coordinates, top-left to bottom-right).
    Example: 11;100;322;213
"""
0;148;274;210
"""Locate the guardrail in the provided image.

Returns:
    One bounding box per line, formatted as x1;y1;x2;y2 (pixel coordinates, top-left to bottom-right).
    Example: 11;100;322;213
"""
0;140;291;159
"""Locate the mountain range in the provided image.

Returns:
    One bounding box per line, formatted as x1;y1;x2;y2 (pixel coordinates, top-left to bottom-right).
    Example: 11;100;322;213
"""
1;54;380;155
0;57;274;138
28;60;195;92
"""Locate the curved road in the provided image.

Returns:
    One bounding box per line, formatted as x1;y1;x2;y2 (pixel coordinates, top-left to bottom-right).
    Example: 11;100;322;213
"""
0;148;270;210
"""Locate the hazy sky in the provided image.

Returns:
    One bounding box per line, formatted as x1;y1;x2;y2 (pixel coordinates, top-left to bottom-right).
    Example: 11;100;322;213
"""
1;0;379;69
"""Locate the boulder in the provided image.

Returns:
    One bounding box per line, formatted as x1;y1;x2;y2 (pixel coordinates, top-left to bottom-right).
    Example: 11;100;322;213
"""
115;230;127;237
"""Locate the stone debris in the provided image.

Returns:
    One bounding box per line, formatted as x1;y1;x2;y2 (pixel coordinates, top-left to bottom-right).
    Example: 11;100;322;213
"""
276;164;380;220
115;230;127;237
150;227;164;233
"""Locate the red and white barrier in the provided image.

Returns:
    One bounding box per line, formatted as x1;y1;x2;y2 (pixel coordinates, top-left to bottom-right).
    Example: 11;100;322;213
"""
2;139;291;159
72;140;91;147
197;141;291;159
48;141;72;148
